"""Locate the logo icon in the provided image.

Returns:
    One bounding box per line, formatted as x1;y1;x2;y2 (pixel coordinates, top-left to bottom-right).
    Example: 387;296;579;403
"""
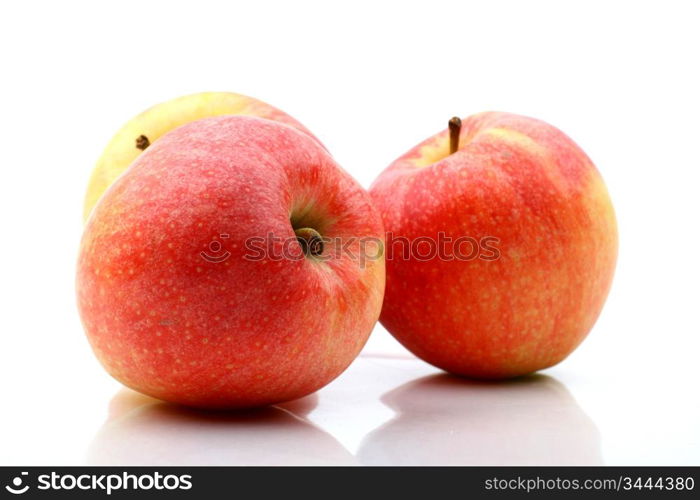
5;472;29;495
200;233;231;263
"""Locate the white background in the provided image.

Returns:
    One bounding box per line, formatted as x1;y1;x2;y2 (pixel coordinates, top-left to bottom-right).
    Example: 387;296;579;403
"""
1;0;699;465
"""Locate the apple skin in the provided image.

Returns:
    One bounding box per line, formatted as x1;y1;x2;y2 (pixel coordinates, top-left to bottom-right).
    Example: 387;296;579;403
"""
83;91;320;221
370;112;617;379
77;116;385;409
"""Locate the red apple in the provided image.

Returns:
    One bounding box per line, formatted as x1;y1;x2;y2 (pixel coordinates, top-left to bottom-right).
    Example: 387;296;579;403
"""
77;116;385;408
370;112;617;378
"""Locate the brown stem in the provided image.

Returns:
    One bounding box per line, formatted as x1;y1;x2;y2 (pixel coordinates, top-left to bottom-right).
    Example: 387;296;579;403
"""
294;227;324;257
136;135;150;150
448;117;461;154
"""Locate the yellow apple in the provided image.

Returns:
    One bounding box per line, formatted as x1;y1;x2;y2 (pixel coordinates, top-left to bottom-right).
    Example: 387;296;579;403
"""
83;91;318;221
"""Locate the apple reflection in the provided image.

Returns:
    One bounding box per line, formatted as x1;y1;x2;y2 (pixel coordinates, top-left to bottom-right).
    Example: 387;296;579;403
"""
87;388;356;465
357;374;602;465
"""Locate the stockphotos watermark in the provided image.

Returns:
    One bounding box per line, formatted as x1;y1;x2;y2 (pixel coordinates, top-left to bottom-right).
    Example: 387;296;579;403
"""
200;231;500;267
4;471;192;495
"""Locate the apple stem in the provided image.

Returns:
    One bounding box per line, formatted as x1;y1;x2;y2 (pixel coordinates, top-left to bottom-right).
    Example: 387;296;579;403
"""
136;135;150;151
294;227;324;257
449;117;461;154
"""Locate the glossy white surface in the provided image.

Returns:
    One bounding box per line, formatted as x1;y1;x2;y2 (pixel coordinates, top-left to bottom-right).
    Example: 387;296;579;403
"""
2;341;699;465
1;0;699;466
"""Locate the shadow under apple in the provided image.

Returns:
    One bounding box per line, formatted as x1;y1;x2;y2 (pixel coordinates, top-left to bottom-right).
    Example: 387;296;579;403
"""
87;388;356;465
357;373;602;465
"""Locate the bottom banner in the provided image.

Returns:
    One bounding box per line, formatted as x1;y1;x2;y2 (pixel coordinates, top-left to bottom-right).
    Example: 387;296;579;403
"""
0;467;697;498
